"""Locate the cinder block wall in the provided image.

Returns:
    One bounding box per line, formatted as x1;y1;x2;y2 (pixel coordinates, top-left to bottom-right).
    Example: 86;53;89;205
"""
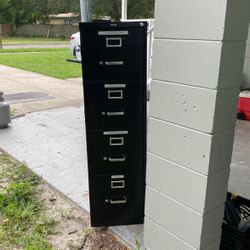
242;24;250;89
144;1;250;249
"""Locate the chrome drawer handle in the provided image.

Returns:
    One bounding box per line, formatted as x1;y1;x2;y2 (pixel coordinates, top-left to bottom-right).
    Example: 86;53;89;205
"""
103;131;128;135
107;111;125;116
109;137;124;146
98;31;129;36
106;37;122;47
108;156;126;162
111;175;124;179
105;61;124;66
111;180;125;189
104;84;126;89
108;90;123;99
109;197;127;204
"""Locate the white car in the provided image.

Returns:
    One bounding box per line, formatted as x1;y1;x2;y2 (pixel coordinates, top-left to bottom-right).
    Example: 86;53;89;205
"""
70;32;81;61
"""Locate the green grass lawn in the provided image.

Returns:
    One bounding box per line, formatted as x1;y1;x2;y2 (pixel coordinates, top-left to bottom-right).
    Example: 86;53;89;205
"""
0;48;82;79
3;37;68;45
0;154;57;250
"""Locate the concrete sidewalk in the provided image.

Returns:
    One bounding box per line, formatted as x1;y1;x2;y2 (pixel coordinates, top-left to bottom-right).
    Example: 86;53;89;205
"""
0;65;83;116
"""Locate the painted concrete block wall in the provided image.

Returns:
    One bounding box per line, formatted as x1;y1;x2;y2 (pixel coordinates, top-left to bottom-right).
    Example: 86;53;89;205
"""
154;0;250;41
152;40;246;89
145;1;250;249
242;24;250;89
145;218;221;250
150;81;239;133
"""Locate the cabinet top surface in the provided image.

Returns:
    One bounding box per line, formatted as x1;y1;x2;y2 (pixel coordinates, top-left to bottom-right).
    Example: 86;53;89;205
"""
79;21;148;29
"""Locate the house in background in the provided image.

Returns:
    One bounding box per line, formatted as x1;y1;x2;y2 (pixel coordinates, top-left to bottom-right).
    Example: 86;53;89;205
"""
48;13;80;25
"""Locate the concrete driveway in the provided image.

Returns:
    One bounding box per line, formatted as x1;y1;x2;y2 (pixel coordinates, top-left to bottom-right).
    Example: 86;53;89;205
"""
0;65;83;116
229;120;250;198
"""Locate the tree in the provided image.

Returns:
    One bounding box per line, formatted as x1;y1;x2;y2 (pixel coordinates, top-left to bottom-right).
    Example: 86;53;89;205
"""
127;0;155;19
0;0;155;27
0;0;49;26
92;0;155;21
47;0;80;14
0;0;14;24
31;0;49;24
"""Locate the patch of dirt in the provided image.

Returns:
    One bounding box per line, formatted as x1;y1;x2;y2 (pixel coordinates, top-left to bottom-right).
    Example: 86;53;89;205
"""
36;182;131;250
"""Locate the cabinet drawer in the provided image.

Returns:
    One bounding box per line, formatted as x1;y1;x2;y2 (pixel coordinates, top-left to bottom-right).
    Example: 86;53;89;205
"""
82;57;144;81
87;129;145;174
89;173;145;226
84;81;146;129
87;129;144;164
86;108;143;130
88;149;145;174
81;28;146;81
84;81;145;108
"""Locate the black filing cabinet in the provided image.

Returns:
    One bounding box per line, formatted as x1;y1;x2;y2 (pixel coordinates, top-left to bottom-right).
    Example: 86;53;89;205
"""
80;21;147;227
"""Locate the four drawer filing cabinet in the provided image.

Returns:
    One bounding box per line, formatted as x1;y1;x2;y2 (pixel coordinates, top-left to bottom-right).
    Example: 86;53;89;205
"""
79;21;147;227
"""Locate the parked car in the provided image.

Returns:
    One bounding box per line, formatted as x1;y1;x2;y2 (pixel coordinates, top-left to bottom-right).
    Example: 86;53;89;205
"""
70;32;81;61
